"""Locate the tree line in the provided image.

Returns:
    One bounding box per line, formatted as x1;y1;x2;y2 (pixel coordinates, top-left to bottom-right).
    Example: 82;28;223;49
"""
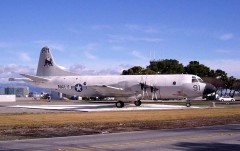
122;59;240;97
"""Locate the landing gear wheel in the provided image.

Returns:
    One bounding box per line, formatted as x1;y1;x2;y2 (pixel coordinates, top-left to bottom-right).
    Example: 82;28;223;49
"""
186;102;191;107
134;100;142;106
116;101;124;108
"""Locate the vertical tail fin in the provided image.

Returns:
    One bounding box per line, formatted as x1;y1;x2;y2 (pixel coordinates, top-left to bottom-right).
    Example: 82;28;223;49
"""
36;46;77;76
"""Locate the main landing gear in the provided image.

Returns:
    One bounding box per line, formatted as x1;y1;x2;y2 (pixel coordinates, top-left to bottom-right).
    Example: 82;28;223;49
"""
115;100;142;108
116;101;124;108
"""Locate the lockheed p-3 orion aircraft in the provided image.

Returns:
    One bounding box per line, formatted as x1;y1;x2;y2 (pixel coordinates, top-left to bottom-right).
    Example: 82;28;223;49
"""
9;47;216;108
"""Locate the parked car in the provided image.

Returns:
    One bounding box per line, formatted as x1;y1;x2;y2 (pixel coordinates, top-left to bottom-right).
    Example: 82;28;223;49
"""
217;96;235;102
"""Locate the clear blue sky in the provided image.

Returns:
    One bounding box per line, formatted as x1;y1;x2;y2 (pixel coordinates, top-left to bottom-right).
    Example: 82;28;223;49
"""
1;0;240;82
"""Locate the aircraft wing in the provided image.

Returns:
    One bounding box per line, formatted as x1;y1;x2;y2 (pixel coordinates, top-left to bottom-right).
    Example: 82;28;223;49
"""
91;85;135;97
20;74;49;82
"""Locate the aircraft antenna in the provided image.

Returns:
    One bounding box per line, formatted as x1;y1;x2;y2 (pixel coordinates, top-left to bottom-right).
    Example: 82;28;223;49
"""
149;51;152;61
153;50;156;60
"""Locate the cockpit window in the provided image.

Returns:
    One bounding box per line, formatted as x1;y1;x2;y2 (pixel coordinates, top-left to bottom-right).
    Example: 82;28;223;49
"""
197;78;204;83
192;76;204;83
192;78;198;83
192;76;198;83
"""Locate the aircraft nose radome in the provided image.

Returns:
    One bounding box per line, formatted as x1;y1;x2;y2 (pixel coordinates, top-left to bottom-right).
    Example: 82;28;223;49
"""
203;83;217;95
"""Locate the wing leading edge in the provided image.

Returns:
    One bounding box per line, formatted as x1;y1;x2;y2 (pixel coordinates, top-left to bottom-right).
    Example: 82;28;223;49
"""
91;85;136;97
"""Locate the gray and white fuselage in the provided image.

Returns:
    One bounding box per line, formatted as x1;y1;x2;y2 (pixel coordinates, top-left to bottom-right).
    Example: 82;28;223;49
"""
10;47;216;107
27;74;206;100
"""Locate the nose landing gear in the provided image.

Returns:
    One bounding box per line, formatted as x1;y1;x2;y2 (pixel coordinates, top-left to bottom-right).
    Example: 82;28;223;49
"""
186;100;191;107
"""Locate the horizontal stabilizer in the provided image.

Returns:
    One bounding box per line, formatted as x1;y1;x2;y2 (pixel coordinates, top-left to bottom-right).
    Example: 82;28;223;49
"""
8;78;33;82
20;74;49;82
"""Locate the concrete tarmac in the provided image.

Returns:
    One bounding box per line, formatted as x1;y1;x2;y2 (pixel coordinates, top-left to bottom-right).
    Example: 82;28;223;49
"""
9;103;200;112
0;124;239;151
0;99;202;113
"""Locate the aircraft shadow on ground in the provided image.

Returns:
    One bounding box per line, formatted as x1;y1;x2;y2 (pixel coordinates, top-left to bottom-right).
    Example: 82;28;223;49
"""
173;142;240;151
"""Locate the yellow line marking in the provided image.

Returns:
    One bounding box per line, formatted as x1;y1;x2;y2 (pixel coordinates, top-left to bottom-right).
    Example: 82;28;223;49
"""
59;133;240;151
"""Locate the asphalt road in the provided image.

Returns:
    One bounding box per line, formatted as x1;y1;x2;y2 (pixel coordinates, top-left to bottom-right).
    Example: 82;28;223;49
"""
0;124;239;151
